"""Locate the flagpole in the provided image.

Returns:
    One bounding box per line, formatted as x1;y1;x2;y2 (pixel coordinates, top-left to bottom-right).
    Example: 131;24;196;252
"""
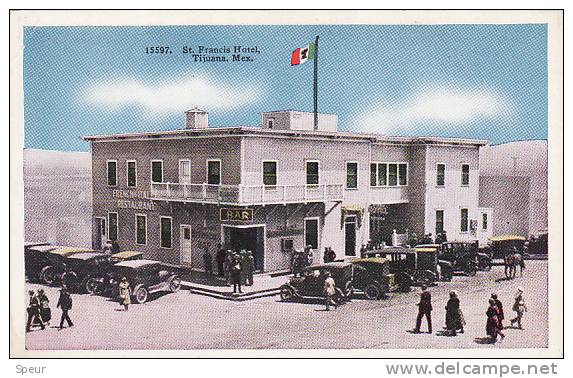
313;35;319;131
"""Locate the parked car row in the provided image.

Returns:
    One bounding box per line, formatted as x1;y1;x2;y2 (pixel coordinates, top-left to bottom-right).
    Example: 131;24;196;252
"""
24;243;181;304
280;238;499;303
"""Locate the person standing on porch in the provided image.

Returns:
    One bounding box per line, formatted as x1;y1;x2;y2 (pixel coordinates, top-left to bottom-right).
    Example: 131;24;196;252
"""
203;246;213;276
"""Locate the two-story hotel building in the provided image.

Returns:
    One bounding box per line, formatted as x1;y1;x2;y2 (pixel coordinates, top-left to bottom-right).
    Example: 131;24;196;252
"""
82;108;493;272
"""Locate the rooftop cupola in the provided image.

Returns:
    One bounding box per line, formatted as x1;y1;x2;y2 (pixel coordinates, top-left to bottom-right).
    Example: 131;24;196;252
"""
184;107;208;129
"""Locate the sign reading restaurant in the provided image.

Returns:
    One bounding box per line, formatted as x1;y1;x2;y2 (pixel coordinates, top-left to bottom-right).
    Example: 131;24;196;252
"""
112;189;155;211
220;207;254;222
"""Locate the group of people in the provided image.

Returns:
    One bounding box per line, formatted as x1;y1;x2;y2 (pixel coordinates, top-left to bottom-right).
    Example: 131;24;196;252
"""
26;286;73;332
413;285;528;342
215;245;255;293
291;245;314;277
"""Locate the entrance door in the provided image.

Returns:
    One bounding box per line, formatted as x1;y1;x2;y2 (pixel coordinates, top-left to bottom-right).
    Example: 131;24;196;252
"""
345;216;357;256
180;225;193;265
224;226;264;272
179;160;191;184
94;217;106;250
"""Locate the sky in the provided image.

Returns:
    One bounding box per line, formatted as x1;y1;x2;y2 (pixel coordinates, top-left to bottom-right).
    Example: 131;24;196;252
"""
23;24;547;152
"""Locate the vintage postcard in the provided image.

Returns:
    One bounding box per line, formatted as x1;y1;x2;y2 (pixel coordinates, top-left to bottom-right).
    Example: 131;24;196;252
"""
9;10;563;358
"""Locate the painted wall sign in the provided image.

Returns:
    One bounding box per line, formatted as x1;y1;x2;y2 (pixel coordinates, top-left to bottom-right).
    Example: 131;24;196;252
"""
220;208;253;222
113;189;155;211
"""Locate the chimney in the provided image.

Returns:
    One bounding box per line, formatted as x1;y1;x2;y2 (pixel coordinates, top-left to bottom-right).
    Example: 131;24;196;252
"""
184;107;208;129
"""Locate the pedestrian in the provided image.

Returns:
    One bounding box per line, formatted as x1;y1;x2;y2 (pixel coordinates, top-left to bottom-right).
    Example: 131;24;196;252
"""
202;246;213;276
413;285;432;333
225;250;234;285
230;253;243;294
408;232;419;247
327;247;336;262
291;249;304;277
242;251;255;286
56;286;74;330
26;290;44;332
445;291;464;336
323;271;337;311
510;287;527;329
360;244;367;257
111;240;120;254
216;244;226;277
102;239;113;254
304;245;313;267
491;293;504;329
323;247;331;263
118;277;131;311
486;298;505;341
37;289;51;326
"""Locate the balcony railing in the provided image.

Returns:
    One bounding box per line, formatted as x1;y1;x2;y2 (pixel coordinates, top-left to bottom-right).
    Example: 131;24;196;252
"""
149;183;344;205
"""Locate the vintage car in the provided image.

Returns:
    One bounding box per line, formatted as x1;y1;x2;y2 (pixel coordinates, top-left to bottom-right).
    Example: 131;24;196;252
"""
279;262;354;303
104;259;182;304
526;230;548;255
25;245;94;284
57;252;115;293
487;235;527;259
364;247;452;289
438;241;479;275
349;257;398;300
110;250;144;262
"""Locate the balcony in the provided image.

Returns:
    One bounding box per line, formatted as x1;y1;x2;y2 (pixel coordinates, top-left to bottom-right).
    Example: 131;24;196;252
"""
149;183;344;206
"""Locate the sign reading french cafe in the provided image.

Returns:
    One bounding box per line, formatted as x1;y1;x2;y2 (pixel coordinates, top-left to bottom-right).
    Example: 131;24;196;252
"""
112;189;155;211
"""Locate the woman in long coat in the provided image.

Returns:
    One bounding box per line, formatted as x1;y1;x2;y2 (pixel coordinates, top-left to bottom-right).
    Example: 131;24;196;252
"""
37;289;51;325
118;277;131;311
445;291;464;336
486;298;505;341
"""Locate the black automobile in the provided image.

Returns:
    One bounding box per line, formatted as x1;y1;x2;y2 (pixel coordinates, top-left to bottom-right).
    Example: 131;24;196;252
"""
279;262;353;303
107;259;182;304
25;245;95;284
349;257;398;300
438;241;480;275
58;252;115;293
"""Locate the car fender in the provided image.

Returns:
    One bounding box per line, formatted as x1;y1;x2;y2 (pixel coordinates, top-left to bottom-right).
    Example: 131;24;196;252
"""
281;283;301;297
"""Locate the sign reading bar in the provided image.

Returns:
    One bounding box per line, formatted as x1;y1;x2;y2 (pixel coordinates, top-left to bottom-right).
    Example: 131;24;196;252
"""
220;208;253;222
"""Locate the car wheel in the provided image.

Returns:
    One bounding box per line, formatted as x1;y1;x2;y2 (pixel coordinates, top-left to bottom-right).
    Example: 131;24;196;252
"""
169;276;182;292
364;284;381;300
40;266;57;286
280;286;295;301
134;286;149;304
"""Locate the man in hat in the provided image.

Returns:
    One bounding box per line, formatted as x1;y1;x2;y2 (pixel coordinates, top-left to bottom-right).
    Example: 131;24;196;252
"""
413;285;433;333
241;251;255;286
230;253;243;294
56;286;73;329
510;287;527;329
216;243;226;277
26;290;44;332
118;277;131;311
202;246;213;277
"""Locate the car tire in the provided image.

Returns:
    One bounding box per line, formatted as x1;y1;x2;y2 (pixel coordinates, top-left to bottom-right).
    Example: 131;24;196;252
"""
280;286;295;301
40;266;57;286
364;284;381;300
134;286;149;304
169;276;182;292
85;277;102;295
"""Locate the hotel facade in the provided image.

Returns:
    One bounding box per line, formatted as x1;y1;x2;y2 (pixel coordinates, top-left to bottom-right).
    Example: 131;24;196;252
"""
83;109;493;272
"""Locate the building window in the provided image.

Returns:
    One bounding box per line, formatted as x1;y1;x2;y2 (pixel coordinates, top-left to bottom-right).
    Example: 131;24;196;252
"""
179;159;191;184
135;214;147;245
436;210;444;235
127;160;137;187
482;213;488;230
370;163;377;186
107;160;117;187
437;163;446;186
151;160;163;183
267;118;274;129
346;162;358;189
378;163;387;186
108;212;118;241
461;164;470;186
207;160;221;185
370;162;408;187
460;208;469;232
304;218;319;249
262;161;277;186
160;216;172;249
306;161;319;185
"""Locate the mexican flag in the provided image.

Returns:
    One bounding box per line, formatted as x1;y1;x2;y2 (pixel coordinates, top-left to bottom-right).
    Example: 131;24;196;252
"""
291;43;315;66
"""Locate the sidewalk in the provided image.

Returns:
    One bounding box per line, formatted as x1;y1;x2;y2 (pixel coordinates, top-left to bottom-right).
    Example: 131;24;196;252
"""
180;271;289;301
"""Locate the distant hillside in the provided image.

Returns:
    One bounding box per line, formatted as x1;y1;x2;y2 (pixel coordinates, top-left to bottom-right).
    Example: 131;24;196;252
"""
23;148;91;177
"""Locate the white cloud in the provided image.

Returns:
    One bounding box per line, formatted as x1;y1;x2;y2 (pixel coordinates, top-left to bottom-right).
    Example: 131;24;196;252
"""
82;74;262;117
355;86;512;134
